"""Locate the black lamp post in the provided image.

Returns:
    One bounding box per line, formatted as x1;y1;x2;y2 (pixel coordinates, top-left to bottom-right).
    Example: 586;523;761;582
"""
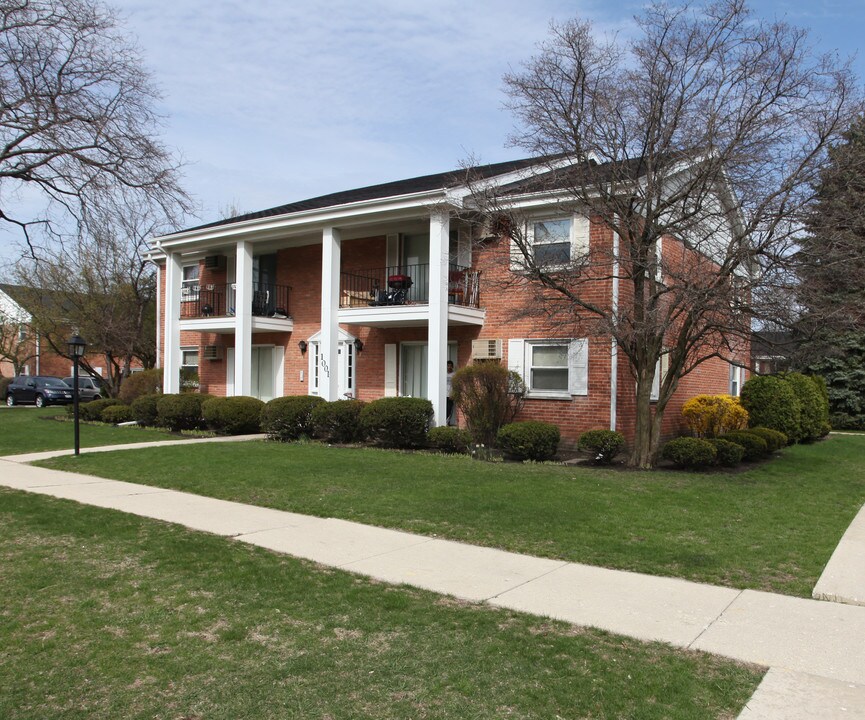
67;334;86;456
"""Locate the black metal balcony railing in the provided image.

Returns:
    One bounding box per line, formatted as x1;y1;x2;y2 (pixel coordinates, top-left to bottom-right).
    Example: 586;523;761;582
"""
180;282;291;319
340;263;480;309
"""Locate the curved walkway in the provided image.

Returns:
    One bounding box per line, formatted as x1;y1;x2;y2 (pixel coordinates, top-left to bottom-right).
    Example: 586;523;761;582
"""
2;438;864;719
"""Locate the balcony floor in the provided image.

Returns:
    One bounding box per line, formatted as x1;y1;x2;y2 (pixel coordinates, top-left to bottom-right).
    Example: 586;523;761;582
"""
338;304;485;328
179;316;295;335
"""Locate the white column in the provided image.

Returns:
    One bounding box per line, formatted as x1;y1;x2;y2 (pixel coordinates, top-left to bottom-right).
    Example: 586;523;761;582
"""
320;227;341;401
155;262;162;369
163;252;182;393
428;210;449;426
234;240;253;397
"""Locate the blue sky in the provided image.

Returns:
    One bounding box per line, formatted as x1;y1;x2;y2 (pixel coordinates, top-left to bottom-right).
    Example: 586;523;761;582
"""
9;0;865;248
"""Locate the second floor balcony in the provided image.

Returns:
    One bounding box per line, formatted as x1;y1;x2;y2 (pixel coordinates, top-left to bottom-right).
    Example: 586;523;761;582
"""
179;281;293;334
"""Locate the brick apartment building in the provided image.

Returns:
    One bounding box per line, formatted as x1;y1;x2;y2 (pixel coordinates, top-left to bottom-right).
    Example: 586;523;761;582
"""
151;156;749;446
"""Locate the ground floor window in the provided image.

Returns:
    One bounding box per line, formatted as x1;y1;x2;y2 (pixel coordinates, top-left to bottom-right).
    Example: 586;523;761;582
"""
729;363;745;397
180;346;199;390
508;338;588;398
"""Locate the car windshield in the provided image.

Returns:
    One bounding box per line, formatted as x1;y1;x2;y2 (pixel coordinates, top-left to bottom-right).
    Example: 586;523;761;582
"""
42;378;68;388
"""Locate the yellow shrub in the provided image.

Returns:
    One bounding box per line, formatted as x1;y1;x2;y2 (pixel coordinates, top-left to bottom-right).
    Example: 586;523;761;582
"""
681;394;749;438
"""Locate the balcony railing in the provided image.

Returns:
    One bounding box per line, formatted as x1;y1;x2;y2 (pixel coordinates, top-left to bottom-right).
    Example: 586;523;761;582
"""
340;263;480;309
180;282;291;319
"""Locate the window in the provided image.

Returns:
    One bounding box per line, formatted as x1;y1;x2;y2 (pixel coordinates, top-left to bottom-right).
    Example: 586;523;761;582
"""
181;348;199;369
508;338;588;397
530;218;571;266
181;264;200;300
729;363;744;397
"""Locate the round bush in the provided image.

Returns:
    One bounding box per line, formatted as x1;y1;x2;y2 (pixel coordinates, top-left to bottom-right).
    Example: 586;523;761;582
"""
359;397;433;448
101;404;135;425
156;393;211;431
261;395;325;441
809;375;831;437
311;400;366;443
681;394;749;438
79;397;122;422
202;396;264;435
118;368;162;404
131;393;161;426
722;430;769;461
746;426;788;453
784;372;824;443
427;426;472;454
707;438;745;467
497;421;560;461
661;437;717;469
577;429;625;464
739;375;801;442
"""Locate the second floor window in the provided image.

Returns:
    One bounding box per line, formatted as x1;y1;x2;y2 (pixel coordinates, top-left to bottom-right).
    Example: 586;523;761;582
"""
181;264;200;300
530;218;572;267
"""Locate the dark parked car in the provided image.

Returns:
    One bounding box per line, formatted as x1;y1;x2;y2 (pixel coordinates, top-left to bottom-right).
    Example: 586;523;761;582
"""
63;375;104;402
5;376;74;407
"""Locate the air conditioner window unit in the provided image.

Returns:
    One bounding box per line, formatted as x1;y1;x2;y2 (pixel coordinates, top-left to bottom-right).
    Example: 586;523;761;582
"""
202;345;222;360
471;338;502;360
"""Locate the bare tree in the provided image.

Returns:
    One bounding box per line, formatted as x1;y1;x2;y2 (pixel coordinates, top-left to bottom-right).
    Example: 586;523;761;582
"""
13;202;166;396
468;0;861;467
0;316;35;375
0;0;193;252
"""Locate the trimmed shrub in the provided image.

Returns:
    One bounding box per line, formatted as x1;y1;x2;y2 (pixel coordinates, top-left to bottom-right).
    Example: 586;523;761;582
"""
427;426;472;454
101;404;135;425
739;375;801;442
722;430;769;461
810;375;831;437
451;363;525;446
661;437;717;469
707;438;745;467
261;395;325;441
156;393;212;431
746;426;788;453
202;396;264;435
681;394;749;438
131;393;161;426
497;421;560;461
577;429;626;465
311;400;366;443
784;372;824;443
118;368;162;404
79;398;122;422
359;397;433;448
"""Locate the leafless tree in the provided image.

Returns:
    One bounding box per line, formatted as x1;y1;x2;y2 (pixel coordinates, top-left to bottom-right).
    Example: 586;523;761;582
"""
0;315;35;375
0;0;193;253
467;0;861;467
13;202;167;396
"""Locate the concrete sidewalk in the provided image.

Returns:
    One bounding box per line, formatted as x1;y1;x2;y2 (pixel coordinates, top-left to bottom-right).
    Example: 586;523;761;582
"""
1;444;864;718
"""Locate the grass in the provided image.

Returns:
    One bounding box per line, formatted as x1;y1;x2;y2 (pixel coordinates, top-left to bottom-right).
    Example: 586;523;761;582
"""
0;406;176;456
39;434;865;597
0;488;762;719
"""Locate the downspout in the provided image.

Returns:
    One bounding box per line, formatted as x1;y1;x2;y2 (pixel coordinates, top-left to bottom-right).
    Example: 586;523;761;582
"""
35;332;40;375
610;219;620;432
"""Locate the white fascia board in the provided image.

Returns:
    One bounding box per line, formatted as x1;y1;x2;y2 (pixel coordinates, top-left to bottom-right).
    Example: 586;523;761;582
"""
446;155;582;204
153;188;451;252
0;289;31;324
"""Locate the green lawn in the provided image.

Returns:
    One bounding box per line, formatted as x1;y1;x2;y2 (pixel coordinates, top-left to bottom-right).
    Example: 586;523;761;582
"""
0;488;762;719
39;434;865;597
0;407;176;455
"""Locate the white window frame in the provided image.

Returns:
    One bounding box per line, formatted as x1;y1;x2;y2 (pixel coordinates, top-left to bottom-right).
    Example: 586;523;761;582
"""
181;264;200;301
515;213;591;271
526;340;571;397
180;346;199;370
729;363;744;397
508;338;589;399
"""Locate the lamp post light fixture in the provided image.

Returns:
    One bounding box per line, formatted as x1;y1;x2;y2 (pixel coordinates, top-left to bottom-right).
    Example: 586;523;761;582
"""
67;334;87;456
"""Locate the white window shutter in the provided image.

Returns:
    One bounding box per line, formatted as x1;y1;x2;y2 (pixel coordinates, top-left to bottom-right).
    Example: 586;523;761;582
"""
655;236;664;282
572;214;590;259
384;344;397;397
568;339;588;395
507;339;525;382
457;228;472;267
510;223;526;271
386;234;400;270
651;358;661;401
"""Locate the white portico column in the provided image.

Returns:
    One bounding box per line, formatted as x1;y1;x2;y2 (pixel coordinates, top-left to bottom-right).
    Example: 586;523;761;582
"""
163;252;182;394
234;240;253;396
428;210;450;426
320;227;341;401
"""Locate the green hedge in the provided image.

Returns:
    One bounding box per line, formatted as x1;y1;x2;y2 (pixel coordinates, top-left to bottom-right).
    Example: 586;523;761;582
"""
739;375;801;441
427;426;472;454
707;438;744;467
118;368;162;404
202;396;264;435
746;426;788;453
497;421;560;461
359;397;433;448
156;393;212;431
577;429;625;464
261;395;325;441
101;405;136;425
722;430;769;461
661;437;717;469
79;398;122;422
131;393;161;426
311;400;366;443
784;372;824;442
